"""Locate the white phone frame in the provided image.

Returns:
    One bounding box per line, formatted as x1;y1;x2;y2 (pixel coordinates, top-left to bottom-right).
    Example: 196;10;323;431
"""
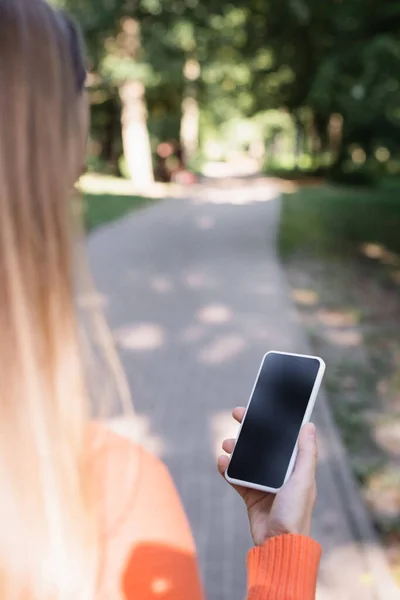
225;350;326;494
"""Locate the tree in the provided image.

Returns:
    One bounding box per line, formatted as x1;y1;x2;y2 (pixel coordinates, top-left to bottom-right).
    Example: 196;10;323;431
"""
59;0;400;182
61;0;155;185
103;16;154;186
309;0;400;176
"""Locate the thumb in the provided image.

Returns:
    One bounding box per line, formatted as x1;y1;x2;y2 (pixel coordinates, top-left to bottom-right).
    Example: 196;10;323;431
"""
293;423;318;483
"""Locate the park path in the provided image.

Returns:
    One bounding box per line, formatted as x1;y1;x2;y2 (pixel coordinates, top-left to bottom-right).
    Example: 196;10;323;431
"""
88;179;397;600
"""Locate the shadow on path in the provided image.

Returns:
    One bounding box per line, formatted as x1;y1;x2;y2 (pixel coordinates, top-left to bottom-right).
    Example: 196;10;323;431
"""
88;181;397;600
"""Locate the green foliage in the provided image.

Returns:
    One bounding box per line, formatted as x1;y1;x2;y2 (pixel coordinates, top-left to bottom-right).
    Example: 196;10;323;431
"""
59;0;400;180
280;182;400;260
84;192;158;231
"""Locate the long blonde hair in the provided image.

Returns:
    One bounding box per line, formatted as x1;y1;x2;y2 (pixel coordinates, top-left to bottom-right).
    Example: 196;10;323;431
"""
0;0;100;597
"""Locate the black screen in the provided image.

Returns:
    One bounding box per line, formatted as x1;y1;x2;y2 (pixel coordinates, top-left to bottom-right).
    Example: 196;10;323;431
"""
227;353;321;489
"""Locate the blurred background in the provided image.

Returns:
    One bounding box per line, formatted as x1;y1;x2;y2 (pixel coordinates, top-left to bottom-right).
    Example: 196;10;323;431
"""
55;0;400;589
58;0;400;188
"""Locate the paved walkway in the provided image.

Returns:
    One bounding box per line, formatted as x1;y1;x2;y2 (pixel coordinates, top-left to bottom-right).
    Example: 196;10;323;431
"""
88;180;397;600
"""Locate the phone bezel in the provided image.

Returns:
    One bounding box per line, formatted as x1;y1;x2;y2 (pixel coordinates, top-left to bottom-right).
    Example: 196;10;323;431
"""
225;350;326;494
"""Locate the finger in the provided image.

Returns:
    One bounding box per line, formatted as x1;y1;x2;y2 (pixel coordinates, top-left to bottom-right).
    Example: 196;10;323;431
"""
293;423;318;483
218;454;252;503
222;438;235;454
217;455;248;500
218;454;230;475
233;406;246;424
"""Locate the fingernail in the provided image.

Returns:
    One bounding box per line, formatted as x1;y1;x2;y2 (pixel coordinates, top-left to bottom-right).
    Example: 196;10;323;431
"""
307;423;316;439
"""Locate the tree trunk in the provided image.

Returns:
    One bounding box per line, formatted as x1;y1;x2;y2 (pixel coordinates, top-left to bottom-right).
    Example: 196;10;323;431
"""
119;80;154;187
181;96;199;165
308;112;322;162
293;113;304;167
99;96;120;173
180;59;200;165
328;113;343;162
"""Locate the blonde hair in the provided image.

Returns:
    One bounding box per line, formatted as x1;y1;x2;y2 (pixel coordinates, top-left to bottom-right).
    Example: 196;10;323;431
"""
0;0;102;597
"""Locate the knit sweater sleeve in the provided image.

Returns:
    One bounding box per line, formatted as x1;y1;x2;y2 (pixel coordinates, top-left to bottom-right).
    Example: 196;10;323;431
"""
246;534;321;600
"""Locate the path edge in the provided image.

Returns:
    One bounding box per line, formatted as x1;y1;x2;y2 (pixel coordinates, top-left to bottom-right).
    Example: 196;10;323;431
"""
275;194;398;599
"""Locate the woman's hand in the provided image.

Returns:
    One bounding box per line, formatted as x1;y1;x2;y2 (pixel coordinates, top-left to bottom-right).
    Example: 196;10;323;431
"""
218;407;318;547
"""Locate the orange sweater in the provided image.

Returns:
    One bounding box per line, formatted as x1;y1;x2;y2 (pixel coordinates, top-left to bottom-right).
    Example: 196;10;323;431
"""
91;428;321;599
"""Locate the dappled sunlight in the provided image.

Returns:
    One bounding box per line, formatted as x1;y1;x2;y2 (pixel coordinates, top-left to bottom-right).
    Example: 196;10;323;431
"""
210;410;239;460
115;323;166;351
318;541;397;597
196;304;233;325
292;288;319;306
150;276;175;294
277;180;299;194
374;421;400;458
106;415;166;456
193;184;279;205
351;147;366;165
71;0;400;580
360;243;400;267
201;159;259;178
287;251;400;585
325;329;362;347
198;334;246;365
86;165;400;595
317;310;358;328
79;173;178;199
365;466;400;521
182;271;213;290
380;251;399;267
375;147;391;163
362;243;386;260
195;216;216;230
178;325;206;344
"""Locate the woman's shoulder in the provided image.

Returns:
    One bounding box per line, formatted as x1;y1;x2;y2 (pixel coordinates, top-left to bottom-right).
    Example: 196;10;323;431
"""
88;422;167;490
87;424;170;537
87;423;197;558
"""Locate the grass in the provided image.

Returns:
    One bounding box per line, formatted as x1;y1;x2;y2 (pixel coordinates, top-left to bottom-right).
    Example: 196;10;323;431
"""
279;180;400;582
83;192;157;232
280;182;400;261
79;174;163;232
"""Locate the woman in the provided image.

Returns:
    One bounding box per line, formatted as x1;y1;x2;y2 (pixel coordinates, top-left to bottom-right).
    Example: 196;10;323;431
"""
0;0;321;598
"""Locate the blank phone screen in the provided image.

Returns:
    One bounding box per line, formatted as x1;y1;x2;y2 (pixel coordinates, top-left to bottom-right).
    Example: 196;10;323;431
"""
227;353;321;489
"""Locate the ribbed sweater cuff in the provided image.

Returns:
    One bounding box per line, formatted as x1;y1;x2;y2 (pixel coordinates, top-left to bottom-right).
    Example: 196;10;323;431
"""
247;534;322;599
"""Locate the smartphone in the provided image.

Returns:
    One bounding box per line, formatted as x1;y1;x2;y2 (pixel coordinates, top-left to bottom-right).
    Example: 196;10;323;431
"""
225;351;325;493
